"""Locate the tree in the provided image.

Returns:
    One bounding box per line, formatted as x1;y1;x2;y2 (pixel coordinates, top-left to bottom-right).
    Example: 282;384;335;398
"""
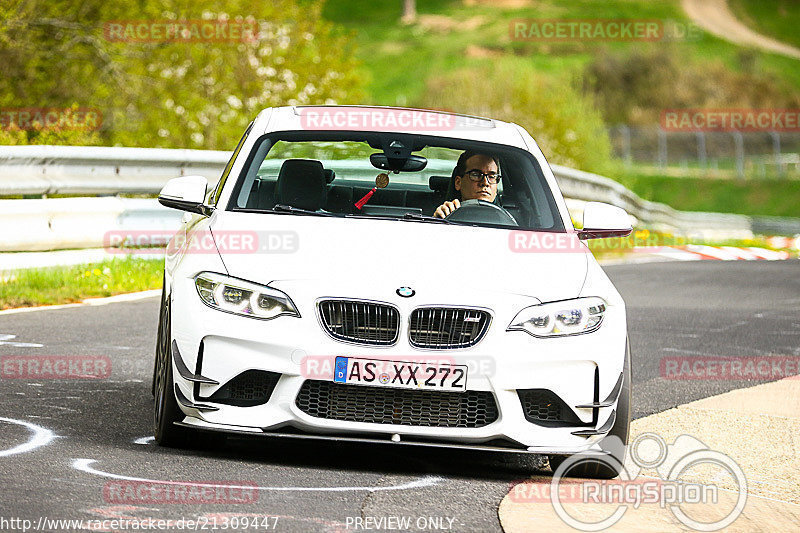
0;0;364;149
401;0;416;24
422;65;615;174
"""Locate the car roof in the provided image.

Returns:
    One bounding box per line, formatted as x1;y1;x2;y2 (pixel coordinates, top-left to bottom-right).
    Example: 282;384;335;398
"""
253;105;530;149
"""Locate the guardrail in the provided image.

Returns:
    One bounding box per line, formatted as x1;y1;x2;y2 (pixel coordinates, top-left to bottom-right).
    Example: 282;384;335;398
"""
0;145;795;252
0;197;183;252
0;145;230;195
550;164;755;239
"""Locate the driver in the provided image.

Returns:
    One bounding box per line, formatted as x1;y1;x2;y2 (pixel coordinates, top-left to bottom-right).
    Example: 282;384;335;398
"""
433;151;501;218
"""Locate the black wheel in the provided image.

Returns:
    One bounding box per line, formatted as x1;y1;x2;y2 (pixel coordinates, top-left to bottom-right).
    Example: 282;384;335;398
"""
153;297;188;447
549;339;632;479
152;275;167;396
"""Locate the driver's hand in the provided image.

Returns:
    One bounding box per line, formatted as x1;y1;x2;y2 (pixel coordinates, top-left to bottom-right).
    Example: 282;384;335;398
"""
434;199;460;218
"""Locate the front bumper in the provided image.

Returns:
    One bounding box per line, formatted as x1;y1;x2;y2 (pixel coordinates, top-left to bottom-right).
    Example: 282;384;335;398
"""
169;279;627;455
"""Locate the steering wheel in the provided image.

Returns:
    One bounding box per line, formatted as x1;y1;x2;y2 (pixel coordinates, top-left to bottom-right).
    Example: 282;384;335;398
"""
445;199;518;227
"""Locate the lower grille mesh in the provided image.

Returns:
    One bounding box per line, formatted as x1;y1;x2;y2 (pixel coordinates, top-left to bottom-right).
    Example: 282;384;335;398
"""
518;389;582;425
296;380;498;428
207;370;280;407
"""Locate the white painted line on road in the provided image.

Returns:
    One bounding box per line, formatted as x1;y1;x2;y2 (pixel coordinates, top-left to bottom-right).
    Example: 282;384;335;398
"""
0;289;161;315
0;417;57;457
72;458;443;492
0;302;88;315
83;290;162;306
133;436;155;445
0;333;43;348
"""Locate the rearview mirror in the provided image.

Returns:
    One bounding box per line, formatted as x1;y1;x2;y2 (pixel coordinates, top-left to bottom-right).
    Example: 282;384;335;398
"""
370;153;428;172
158;176;213;216
578;202;632;240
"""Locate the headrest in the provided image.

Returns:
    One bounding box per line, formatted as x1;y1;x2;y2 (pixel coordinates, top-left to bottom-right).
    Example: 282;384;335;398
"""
429;175;450;193
323;168;336;183
446;165;460;201
276;159;326;210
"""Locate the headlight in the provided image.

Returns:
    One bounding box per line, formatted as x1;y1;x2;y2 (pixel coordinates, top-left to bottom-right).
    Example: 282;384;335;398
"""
194;272;300;320
507;297;606;337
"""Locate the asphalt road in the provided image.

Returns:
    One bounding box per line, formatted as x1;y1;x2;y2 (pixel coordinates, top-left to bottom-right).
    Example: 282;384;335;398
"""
0;261;797;532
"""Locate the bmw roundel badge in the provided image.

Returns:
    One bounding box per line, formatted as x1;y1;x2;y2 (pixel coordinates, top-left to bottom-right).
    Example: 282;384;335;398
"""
396;286;415;298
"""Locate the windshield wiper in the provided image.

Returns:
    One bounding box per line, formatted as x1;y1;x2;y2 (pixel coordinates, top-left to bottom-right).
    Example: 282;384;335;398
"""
272;204;338;217
401;213;453;224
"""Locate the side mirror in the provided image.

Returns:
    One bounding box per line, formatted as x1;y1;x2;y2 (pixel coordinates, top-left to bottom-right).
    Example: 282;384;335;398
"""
158;176;213;216
578;202;632;240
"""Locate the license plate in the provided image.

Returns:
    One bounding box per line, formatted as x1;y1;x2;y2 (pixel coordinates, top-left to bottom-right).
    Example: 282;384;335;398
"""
333;356;468;392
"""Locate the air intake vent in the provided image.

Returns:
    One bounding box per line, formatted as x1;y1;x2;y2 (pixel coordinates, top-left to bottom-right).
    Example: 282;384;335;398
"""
518;389;583;426
409;307;491;349
207;370;280;407
318;300;400;346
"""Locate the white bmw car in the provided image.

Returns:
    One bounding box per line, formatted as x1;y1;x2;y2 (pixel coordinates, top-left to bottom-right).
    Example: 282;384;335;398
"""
153;105;633;478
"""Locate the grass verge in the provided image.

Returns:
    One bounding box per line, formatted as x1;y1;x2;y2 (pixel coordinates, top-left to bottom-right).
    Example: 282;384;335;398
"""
614;172;800;218
0;256;164;309
729;0;800;50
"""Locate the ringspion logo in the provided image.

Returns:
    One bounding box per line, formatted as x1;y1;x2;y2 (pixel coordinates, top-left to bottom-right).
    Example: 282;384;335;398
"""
543;433;747;531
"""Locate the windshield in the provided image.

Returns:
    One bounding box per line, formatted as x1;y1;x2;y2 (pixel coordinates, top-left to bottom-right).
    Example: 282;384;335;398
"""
227;131;564;232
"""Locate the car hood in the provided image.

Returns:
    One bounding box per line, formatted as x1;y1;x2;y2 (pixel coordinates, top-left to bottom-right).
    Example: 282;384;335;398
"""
210;212;588;303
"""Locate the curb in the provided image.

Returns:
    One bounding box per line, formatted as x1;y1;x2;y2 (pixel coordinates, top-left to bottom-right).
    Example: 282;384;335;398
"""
596;246;794;265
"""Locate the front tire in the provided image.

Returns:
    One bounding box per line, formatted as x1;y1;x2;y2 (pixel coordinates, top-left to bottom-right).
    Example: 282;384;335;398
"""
153;300;188;447
152;275;167;397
